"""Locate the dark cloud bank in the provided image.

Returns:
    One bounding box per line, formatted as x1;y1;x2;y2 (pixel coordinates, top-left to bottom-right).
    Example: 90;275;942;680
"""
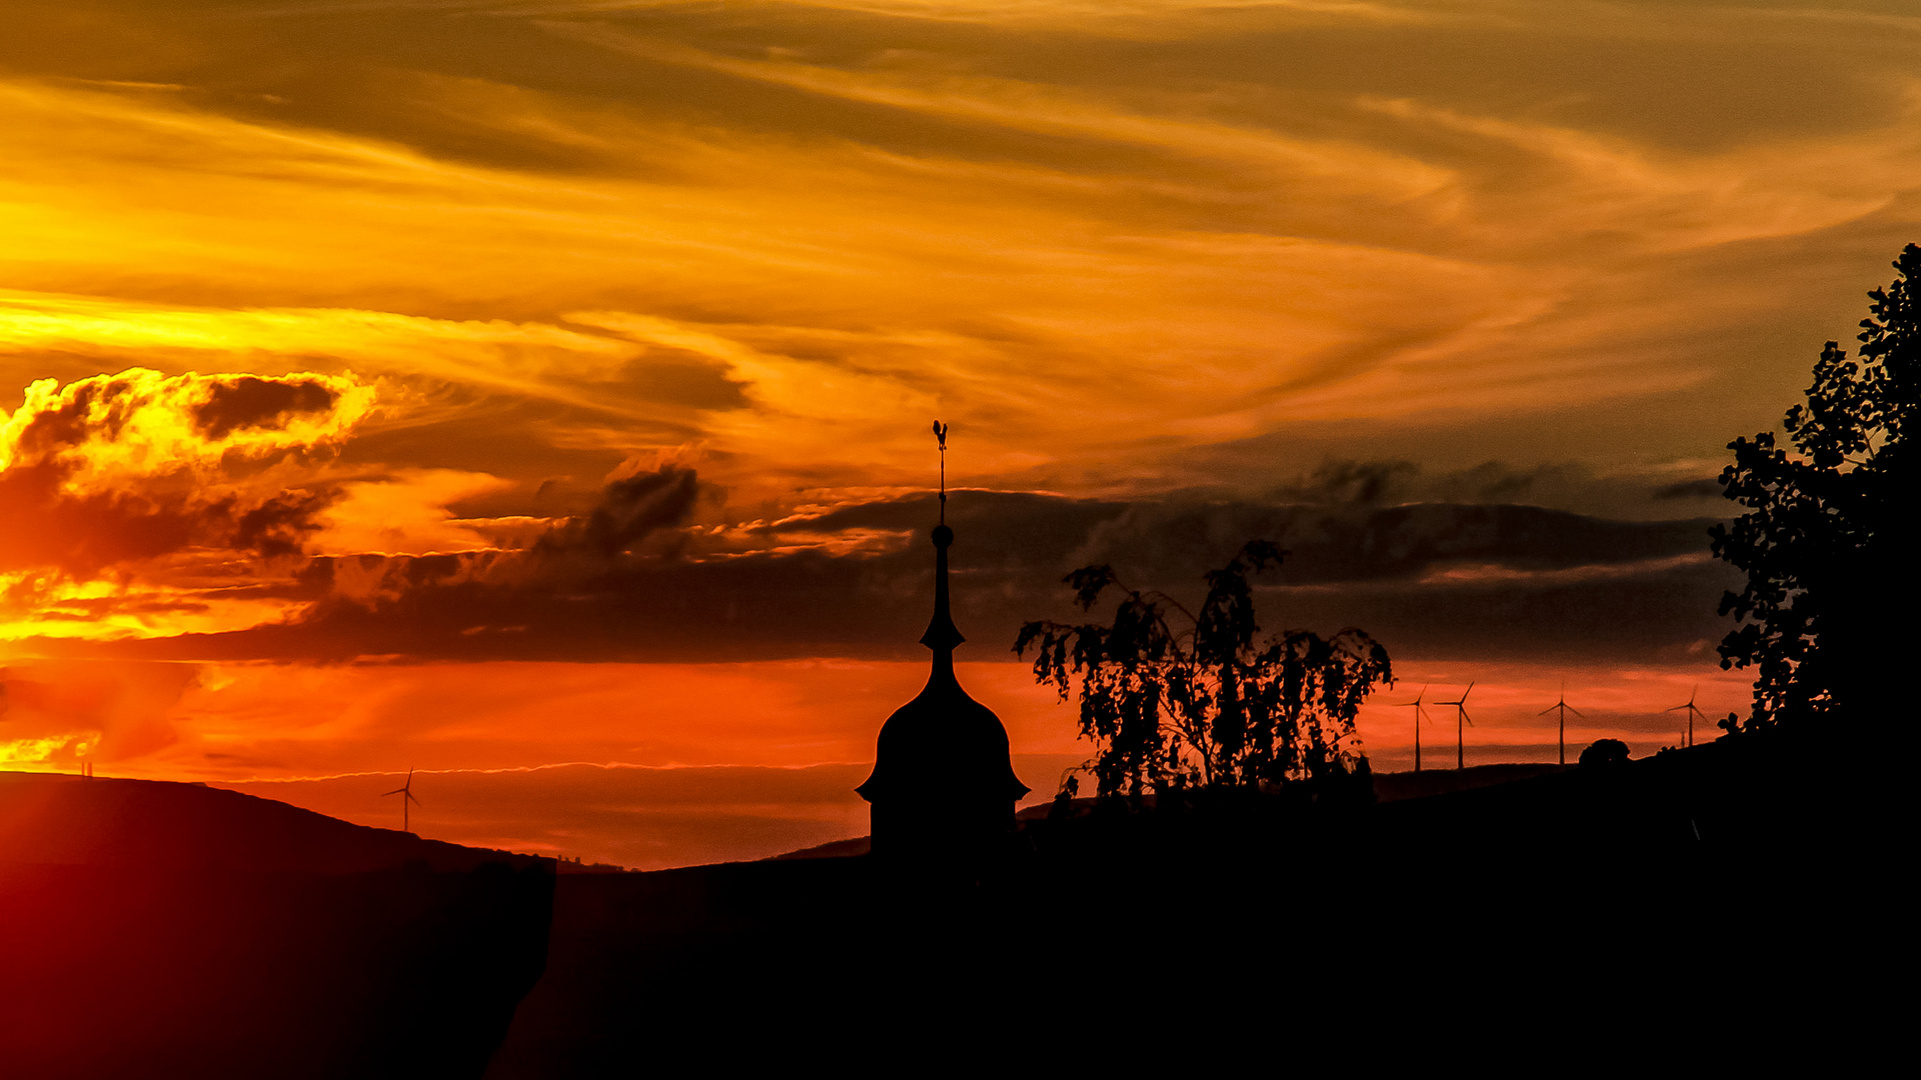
44;463;1739;667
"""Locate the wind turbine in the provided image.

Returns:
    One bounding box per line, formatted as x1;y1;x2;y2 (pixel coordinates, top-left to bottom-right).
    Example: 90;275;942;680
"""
1397;685;1434;772
1539;682;1583;766
1437;683;1474;770
1668;686;1707;748
383;767;422;834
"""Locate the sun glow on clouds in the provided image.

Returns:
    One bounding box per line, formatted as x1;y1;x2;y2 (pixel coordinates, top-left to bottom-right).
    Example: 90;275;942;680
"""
0;367;378;639
0;569;303;643
0;366;371;485
0;0;1906;863
309;470;520;557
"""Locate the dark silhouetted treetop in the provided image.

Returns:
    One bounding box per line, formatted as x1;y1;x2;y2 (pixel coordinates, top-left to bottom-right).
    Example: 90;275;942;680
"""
1578;738;1629;769
1014;539;1392;801
1711;244;1914;732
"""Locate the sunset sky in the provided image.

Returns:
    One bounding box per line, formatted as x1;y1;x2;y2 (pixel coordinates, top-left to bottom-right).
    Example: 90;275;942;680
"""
3;0;1917;867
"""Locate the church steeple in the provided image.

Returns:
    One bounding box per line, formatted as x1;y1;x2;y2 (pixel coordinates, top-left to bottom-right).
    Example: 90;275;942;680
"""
919;524;964;653
855;422;1028;862
921;419;963;654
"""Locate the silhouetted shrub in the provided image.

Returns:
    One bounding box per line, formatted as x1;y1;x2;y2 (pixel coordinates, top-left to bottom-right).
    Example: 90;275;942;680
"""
1579;739;1630;768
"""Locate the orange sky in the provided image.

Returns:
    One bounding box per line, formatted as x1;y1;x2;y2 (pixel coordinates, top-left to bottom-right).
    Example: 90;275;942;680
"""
3;0;1917;866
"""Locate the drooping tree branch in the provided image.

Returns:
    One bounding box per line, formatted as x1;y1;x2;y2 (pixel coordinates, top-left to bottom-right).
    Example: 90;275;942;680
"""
1015;540;1392;800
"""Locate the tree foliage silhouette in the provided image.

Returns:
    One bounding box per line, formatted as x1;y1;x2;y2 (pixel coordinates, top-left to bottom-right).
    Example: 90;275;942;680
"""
1711;244;1914;731
1014;540;1392;800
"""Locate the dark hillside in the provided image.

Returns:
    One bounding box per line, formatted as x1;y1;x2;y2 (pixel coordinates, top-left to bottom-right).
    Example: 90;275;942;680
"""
762;764;1569;861
486;736;1870;1074
1369;761;1568;801
1;741;1869;1078
0;773;554;1080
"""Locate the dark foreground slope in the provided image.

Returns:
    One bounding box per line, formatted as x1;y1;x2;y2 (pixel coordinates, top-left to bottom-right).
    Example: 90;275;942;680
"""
0;774;554;1080
487;735;1879;1075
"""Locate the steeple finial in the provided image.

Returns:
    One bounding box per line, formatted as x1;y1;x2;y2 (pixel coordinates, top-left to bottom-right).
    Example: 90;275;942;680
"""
921;420;963;652
932;420;948;525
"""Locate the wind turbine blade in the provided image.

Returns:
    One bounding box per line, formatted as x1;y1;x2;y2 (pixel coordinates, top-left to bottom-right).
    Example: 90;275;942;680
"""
1566;705;1583;716
408;792;423;806
1538;704;1558;716
383;787;406;796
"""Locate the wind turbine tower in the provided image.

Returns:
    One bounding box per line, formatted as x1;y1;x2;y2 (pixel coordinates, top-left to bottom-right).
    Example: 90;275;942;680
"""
1539;682;1583;766
1397;685;1434;772
1668;687;1708;748
1437;683;1475;770
383;767;423;834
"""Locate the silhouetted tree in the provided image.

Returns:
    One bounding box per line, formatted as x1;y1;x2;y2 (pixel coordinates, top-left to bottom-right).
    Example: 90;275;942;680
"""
1578;738;1629;769
1710;245;1914;732
1014;540;1391;801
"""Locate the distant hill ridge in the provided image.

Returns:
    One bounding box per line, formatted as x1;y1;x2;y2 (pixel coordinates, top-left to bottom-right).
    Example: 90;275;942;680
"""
0;771;545;874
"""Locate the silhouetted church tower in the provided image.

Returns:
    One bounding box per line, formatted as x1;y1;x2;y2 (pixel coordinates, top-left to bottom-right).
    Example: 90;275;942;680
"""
856;423;1028;863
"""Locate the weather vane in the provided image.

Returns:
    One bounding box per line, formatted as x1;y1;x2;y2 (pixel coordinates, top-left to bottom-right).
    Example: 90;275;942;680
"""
931;419;948;524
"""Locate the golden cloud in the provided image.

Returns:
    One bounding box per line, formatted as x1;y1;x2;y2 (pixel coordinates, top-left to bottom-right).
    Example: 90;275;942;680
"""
0;367;374;491
0;368;380;640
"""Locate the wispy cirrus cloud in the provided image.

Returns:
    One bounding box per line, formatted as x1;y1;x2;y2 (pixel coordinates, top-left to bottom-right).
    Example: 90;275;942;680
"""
4;0;1917;511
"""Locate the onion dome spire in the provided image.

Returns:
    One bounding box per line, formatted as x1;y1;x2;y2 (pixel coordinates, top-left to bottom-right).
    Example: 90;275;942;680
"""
854;421;1030;852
